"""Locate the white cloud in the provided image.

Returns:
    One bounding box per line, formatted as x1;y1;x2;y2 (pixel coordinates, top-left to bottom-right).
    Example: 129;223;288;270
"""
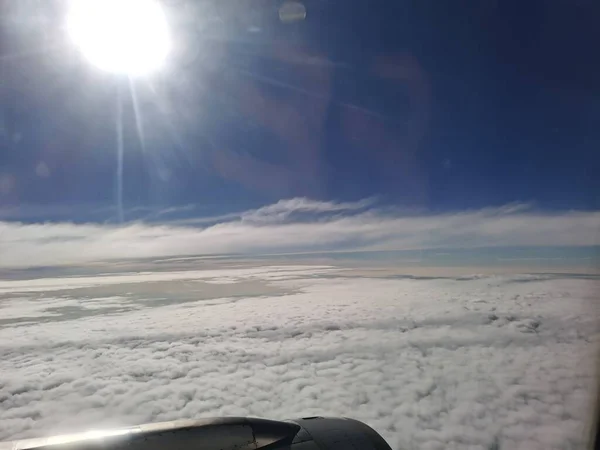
0;198;598;268
0;265;597;450
239;197;377;224
168;198;377;226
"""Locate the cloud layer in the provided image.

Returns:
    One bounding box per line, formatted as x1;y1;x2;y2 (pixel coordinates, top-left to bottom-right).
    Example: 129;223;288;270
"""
0;265;597;449
0;198;598;268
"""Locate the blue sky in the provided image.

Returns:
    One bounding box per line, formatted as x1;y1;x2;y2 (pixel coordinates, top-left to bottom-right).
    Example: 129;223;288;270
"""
0;0;599;270
1;0;598;222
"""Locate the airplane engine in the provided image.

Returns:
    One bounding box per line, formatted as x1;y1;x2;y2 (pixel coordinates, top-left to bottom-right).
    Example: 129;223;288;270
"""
0;416;393;450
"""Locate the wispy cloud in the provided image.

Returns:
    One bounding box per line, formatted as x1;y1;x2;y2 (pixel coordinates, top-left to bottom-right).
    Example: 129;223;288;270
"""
239;197;377;224
168;198;377;226
0;204;205;224
0;198;598;268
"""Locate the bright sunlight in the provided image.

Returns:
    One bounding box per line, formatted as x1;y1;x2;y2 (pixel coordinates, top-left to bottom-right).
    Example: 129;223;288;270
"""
67;0;171;76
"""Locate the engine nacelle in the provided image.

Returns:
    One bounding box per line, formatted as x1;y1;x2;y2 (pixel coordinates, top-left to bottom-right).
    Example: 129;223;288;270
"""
0;416;393;450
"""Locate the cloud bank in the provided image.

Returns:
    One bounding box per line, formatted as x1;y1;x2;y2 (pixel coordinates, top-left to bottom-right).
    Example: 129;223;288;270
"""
0;266;597;449
0;198;598;268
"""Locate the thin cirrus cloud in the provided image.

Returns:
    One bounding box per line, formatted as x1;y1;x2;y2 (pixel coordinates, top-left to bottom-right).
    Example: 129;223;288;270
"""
0;198;598;268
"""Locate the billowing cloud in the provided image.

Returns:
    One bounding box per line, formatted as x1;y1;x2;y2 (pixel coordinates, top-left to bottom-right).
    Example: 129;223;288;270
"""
0;198;598;268
0;266;597;449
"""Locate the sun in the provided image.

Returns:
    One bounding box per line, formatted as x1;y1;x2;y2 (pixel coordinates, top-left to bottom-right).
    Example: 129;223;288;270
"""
67;0;171;76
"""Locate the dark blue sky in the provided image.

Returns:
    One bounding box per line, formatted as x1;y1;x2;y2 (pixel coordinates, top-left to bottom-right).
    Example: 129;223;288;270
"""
1;0;599;222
